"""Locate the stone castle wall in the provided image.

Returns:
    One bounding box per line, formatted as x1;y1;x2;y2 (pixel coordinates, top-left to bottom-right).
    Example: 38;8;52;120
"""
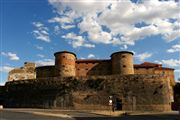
9;51;175;83
8;62;36;81
3;74;172;111
5;51;175;112
36;66;58;79
72;74;172;111
75;60;111;77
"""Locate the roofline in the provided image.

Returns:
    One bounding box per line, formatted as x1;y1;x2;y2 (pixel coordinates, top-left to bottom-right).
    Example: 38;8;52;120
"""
76;59;110;63
54;51;76;57
155;67;174;70
110;51;134;57
36;65;55;69
175;82;180;85
134;65;174;70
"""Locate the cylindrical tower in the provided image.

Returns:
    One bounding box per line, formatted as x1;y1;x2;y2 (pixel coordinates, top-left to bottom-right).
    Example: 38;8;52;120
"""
54;51;76;77
111;51;134;75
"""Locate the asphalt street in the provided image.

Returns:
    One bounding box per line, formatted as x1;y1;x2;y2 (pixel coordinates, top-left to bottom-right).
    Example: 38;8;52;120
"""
0;110;66;120
0;109;179;120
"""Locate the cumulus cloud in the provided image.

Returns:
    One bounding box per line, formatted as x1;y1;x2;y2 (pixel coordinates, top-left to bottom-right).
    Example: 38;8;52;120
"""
62;32;95;48
48;0;179;47
87;54;95;59
1;52;20;61
0;66;14;73
35;59;54;66
135;52;152;62
167;44;180;53
79;15;112;44
32;22;50;42
155;59;180;67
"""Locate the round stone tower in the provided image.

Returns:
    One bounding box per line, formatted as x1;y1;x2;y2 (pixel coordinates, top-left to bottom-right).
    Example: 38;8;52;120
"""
54;51;76;77
111;51;134;75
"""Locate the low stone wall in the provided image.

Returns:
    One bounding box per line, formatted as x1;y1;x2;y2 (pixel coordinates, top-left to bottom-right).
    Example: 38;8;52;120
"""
71;74;172;111
3;74;172;112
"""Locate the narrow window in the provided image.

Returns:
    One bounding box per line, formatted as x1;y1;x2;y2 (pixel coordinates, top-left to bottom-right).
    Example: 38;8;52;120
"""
122;55;126;58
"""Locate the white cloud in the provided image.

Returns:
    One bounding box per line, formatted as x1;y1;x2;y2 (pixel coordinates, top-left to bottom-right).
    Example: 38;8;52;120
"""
48;0;179;47
1;52;20;61
37;54;45;58
32;22;50;42
35;59;54;66
0;81;5;86
62;32;95;48
79;15;112;44
34;45;44;50
135;52;152;62
167;44;180;53
120;45;128;50
80;57;85;59
48;16;73;24
87;54;95;59
61;24;75;29
155;59;180;67
175;70;180;73
0;66;14;73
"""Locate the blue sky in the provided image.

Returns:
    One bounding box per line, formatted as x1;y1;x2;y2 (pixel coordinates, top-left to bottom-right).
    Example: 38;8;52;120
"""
0;0;180;85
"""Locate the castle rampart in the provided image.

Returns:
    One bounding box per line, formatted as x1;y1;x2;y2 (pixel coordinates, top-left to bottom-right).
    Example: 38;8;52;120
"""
3;51;175;112
75;60;111;77
36;66;58;79
8;62;36;81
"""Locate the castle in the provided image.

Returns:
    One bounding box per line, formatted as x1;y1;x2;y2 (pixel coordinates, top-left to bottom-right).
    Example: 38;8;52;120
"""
1;51;176;111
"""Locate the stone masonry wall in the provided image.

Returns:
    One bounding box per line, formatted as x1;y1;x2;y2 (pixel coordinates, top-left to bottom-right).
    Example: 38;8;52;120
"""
36;66;59;79
4;74;172;112
75;60;111;77
71;74;172;111
8;62;36;81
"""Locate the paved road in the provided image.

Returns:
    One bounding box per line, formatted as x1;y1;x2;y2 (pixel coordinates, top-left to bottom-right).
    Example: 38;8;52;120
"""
0;110;68;120
0;109;179;120
74;114;180;120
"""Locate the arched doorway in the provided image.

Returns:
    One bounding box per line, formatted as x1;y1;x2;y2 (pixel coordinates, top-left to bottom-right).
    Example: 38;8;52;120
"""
115;98;122;110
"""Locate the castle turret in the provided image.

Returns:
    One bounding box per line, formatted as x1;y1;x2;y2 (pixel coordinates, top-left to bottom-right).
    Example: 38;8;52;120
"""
54;51;76;77
111;51;134;75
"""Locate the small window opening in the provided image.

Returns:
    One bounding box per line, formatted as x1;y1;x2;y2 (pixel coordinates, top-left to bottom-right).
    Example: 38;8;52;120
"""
123;65;126;68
